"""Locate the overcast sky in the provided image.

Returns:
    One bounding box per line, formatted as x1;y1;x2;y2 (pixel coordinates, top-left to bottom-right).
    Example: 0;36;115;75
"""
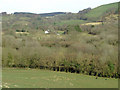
0;0;119;14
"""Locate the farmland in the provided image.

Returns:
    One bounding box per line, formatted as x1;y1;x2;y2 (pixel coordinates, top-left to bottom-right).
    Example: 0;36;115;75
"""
2;68;118;88
85;2;118;21
1;1;119;88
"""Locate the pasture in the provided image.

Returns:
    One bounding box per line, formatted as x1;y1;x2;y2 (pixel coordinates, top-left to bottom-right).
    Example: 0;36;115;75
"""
55;20;86;26
2;68;118;88
85;2;118;20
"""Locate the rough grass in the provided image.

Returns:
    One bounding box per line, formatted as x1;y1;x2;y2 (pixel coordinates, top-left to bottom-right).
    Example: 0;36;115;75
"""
2;68;118;88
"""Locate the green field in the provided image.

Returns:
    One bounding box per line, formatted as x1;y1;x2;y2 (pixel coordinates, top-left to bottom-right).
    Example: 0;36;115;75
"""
55;20;86;26
2;68;118;88
85;2;118;19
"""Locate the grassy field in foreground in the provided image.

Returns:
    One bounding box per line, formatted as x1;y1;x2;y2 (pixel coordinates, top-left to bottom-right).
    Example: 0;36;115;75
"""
2;68;118;88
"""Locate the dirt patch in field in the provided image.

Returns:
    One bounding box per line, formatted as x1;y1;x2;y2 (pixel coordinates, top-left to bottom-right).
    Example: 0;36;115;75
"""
16;32;29;34
81;22;102;26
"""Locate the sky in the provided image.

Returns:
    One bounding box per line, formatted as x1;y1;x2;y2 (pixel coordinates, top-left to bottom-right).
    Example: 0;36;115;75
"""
0;0;119;14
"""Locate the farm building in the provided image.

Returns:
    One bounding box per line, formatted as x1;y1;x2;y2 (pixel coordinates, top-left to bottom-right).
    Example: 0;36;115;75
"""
45;30;50;34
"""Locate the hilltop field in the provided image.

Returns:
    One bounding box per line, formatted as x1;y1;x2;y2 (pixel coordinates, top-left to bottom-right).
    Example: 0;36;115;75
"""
1;2;119;88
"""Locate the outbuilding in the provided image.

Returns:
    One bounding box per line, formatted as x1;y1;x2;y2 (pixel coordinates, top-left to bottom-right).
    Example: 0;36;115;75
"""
45;29;50;34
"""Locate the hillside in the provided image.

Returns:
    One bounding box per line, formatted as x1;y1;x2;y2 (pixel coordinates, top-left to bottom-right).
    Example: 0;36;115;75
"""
2;2;119;32
85;2;118;21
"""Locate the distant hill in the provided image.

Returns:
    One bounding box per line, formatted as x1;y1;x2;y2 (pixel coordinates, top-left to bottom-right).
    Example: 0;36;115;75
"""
39;12;69;17
84;2;118;21
4;2;119;20
14;12;36;15
13;12;69;17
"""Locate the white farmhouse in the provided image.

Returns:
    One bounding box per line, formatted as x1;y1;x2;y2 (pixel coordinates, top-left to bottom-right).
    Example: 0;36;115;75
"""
45;30;50;34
